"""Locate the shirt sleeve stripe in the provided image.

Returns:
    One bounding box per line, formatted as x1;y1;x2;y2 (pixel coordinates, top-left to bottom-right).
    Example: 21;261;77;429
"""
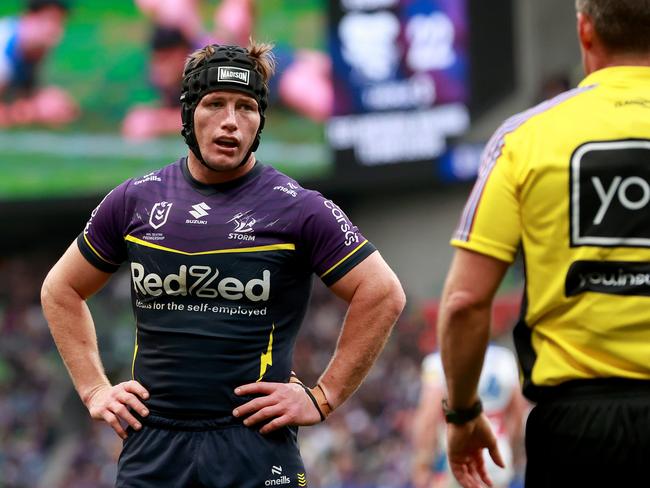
454;85;596;242
83;234;119;265
320;240;369;279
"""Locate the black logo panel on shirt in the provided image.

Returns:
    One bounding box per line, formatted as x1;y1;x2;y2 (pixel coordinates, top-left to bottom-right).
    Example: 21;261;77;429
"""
566;260;650;297
570;140;650;247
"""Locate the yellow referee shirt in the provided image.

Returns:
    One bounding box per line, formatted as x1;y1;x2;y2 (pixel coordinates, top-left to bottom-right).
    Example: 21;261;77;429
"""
452;66;650;399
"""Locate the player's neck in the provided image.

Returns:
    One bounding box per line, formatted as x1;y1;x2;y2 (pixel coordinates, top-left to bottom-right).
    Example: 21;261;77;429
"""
585;51;650;75
186;152;256;185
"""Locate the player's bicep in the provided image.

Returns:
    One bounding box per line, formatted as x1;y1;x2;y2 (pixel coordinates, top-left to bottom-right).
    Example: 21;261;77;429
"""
45;241;113;300
328;250;396;303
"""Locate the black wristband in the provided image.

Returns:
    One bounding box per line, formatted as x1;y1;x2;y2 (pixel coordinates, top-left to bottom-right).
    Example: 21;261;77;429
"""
294;381;326;422
442;398;483;425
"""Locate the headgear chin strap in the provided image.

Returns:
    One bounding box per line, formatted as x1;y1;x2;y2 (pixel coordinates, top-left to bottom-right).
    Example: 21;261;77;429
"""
180;45;268;170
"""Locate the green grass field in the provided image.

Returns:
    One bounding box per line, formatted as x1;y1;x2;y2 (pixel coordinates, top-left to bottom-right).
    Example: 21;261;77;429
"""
0;0;331;200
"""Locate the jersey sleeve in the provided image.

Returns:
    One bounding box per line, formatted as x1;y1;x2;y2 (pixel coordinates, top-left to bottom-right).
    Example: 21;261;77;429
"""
76;181;130;272
298;192;376;286
451;125;522;263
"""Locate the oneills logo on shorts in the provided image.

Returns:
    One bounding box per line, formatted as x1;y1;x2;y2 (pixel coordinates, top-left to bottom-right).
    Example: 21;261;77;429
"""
264;465;291;486
218;66;250;85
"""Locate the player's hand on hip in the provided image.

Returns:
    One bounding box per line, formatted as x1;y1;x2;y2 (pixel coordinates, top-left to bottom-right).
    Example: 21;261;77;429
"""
446;413;505;488
233;381;322;434
85;381;150;440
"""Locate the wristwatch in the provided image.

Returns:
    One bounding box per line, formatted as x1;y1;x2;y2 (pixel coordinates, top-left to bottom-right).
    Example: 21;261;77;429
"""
442;398;483;425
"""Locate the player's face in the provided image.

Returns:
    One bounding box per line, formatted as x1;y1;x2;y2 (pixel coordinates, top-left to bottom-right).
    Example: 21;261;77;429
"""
22;7;67;60
193;91;260;171
150;46;187;91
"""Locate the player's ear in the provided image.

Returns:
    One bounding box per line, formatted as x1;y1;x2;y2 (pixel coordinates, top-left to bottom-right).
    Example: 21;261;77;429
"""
576;12;595;52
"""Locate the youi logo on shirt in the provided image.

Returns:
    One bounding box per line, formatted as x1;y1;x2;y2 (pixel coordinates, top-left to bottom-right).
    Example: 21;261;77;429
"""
570;140;650;247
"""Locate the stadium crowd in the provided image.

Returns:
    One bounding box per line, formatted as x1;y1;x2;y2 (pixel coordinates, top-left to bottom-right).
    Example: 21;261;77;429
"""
0;253;523;487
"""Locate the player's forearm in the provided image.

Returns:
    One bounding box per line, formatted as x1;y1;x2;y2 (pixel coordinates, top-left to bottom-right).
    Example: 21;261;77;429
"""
318;277;405;409
438;290;491;408
41;279;111;404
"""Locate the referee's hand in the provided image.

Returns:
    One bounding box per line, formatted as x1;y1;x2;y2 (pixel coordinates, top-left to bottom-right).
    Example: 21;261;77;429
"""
446;413;505;488
84;381;150;439
233;381;322;434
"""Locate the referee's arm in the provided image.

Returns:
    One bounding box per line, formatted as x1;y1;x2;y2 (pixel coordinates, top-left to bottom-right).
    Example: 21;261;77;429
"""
438;248;509;488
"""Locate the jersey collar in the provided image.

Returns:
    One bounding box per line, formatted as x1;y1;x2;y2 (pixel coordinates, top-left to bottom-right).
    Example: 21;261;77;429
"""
579;65;650;89
180;157;264;196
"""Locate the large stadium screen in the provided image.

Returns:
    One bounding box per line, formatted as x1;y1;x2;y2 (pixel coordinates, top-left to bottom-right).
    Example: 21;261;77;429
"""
0;0;330;201
0;0;514;202
327;0;514;187
328;0;469;173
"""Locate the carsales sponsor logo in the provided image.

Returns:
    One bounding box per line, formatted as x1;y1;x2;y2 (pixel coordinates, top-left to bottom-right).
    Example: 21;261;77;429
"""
324;200;359;246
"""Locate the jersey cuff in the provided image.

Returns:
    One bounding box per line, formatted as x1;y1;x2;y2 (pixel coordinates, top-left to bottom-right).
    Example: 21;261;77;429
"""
77;233;121;273
320;240;376;287
451;238;515;264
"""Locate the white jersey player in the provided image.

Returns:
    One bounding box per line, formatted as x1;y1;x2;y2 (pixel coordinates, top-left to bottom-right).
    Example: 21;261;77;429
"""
411;344;526;488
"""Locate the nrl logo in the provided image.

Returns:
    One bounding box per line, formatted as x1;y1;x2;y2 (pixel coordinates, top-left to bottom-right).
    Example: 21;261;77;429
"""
149;201;173;230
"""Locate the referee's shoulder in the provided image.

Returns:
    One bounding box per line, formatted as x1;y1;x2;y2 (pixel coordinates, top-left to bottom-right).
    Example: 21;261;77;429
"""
499;85;595;139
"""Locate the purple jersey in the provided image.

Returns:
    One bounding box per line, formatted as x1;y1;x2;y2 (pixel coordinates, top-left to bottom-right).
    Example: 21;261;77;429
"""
78;158;375;418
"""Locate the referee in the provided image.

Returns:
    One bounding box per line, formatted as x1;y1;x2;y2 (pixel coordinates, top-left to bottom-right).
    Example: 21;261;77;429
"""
437;1;650;487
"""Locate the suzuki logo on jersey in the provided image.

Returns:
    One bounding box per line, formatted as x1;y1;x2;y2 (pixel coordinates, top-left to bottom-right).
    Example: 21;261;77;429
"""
131;263;270;301
189;202;211;219
228;211;256;241
570;140;650;247
324;200;359;247
186;202;211;225
149;202;173;230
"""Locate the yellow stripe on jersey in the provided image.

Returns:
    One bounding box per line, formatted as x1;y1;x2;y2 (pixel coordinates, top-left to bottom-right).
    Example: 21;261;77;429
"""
83;234;119;265
320;240;369;279
257;323;275;382
131;333;138;380
125;235;295;255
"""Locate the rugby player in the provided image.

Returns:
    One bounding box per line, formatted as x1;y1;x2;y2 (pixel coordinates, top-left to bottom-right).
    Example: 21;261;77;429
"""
411;344;525;488
437;0;650;486
41;42;405;487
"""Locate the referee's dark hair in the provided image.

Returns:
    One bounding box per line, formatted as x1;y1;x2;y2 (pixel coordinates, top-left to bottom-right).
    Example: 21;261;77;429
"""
576;0;650;54
27;0;70;12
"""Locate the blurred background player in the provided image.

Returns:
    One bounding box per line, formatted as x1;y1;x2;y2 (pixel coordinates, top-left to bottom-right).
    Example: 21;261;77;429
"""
411;343;526;488
121;25;191;140
0;0;78;127
123;0;332;139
